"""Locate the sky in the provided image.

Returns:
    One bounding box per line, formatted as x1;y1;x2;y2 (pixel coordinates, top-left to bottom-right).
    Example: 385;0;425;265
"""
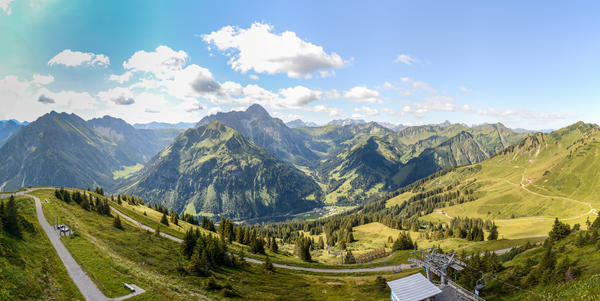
1;0;599;129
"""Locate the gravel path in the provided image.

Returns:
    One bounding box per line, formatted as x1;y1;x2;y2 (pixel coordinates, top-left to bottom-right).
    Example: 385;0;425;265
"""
2;188;146;301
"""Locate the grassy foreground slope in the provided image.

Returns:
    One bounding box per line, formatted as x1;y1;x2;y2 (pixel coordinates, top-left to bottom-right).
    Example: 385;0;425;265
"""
0;195;82;300
32;188;412;300
388;122;600;239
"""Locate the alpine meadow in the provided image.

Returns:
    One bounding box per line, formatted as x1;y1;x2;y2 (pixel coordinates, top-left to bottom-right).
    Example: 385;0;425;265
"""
2;1;600;300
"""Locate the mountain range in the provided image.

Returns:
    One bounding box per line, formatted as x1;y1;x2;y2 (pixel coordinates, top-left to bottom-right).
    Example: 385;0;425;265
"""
386;121;600;238
0;112;181;191
0;120;27;147
133;121;195;130
0;104;533;220
119;121;321;219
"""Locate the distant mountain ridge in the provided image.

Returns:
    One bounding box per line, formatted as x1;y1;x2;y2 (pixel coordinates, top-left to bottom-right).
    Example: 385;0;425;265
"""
0;120;25;147
286;119;318;128
133;121;195;130
0;112;181;191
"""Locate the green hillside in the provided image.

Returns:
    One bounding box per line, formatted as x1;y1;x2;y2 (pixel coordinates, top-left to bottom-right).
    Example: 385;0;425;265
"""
19;188;412;300
388;121;600;239
0;195;82;300
120;121;322;220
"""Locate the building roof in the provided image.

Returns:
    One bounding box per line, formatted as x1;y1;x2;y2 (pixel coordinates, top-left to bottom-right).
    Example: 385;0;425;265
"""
387;273;442;301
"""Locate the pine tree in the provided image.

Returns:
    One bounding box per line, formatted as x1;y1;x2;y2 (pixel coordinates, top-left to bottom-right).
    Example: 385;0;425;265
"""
4;196;21;237
549;218;570;241
188;248;208;275
170;211;179;226
113;215;123;230
80;197;90;211
181;228;197;259
537;242;557;284
155;224;161;237
318;236;325;249
344;249;355;264
238;247;246;266
250;236;265;254
264;255;274;272
374;276;389;294
295;236;312;261
270;237;278;253
346;231;354;243
160;213;169;226
392;232;414;251
487;224;498;240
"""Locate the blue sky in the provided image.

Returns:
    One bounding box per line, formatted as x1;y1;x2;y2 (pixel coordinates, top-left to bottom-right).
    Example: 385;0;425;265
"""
1;0;599;129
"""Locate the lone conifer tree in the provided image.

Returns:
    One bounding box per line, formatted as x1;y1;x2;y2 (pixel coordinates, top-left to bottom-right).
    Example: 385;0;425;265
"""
270;237;278;253
113;215;123;230
264;255;274;272
4;196;21;237
160;213;169;226
487;224;498;240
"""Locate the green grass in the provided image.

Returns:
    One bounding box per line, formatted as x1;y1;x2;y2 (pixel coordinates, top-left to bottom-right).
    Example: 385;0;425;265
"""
26;189;419;300
388;125;600;240
112;164;144;180
0;196;83;300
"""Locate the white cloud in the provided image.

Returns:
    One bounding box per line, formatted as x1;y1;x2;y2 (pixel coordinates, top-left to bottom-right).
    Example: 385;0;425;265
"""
48;49;110;67
279;86;322;107
207;106;223;115
351;113;363;119
382;81;394;90
394;54;418;65
462;104;567;120
97;87;135;105
459;86;469;92
353;106;379;116
325;89;340;99
272;112;303;121
249;74;259;80
120;46;222;102
412;81;436;94
122;45;187;78
343;86;382;103
32;74;54;85
394;77;435;96
109;71;133;84
0;0;14;15
382;108;395;114
202;22;345;78
307;104;341;117
402;96;457;117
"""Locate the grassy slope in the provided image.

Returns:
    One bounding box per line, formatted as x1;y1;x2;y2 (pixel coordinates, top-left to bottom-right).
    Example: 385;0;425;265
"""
31;189;412;300
486;232;600;300
0;196;83;300
387;123;600;240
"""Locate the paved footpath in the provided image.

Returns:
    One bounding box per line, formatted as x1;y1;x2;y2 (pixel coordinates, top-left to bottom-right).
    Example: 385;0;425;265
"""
1;188;146;301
